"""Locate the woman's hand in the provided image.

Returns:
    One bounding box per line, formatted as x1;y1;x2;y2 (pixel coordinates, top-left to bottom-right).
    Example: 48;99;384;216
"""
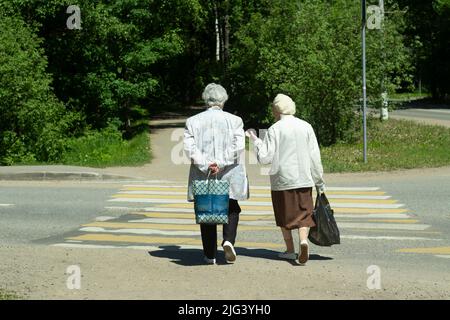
208;162;220;175
245;129;258;141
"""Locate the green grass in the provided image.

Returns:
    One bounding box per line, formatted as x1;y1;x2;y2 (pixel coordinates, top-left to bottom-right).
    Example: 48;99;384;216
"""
61;130;151;168
322;119;450;173
0;289;18;300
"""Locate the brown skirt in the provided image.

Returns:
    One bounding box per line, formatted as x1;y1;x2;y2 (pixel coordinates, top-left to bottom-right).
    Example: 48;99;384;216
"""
271;187;315;230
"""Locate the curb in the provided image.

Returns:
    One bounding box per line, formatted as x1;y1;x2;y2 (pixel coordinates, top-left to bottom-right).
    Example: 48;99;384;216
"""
0;171;138;181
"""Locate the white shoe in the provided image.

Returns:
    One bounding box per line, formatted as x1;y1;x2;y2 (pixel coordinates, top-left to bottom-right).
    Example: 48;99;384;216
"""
299;241;309;265
222;241;237;263
204;257;216;265
278;251;297;260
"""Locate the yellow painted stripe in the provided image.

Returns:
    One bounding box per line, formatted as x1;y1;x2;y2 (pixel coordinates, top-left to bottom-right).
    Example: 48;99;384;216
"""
397;247;450;255
82;222;275;231
131;212;274;221
66;234;284;249
113;193;397;204
122;187;386;196
366;219;419;224
156;203;408;214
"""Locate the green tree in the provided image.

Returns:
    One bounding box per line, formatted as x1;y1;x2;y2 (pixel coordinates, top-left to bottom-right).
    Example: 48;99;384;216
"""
5;0;208;133
0;15;79;164
397;0;450;99
226;0;413;145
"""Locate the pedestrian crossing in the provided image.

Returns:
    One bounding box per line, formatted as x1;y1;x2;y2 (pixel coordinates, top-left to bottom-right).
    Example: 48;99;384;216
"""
50;183;448;259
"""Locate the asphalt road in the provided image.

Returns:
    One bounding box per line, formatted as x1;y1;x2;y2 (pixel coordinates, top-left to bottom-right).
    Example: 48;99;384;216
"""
389;108;450;127
1;169;449;299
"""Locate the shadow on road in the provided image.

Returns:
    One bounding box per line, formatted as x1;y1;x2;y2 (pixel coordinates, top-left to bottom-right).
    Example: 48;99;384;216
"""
148;245;333;266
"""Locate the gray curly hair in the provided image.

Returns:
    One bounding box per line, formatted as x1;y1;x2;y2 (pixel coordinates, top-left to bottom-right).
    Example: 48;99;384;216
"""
202;83;229;108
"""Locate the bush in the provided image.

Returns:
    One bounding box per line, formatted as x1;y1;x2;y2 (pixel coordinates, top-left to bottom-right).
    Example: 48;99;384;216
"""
0;15;79;165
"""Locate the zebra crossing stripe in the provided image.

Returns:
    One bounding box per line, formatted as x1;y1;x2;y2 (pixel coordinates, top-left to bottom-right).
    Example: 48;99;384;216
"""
150;203;409;214
81;221;274;231
122;187;387;196
112;193;397;204
118;190;391;200
131;212;274;221
123;185;380;191
80;227;200;236
397;247;450;254
340;235;442;241
338;222;430;231
66;233;285;249
109;197;404;209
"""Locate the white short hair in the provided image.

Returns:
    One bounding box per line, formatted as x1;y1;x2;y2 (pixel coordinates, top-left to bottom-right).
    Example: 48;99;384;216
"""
202;83;228;108
272;93;296;115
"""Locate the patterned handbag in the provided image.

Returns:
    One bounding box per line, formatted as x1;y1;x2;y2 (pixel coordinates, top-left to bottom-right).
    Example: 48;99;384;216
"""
193;173;229;224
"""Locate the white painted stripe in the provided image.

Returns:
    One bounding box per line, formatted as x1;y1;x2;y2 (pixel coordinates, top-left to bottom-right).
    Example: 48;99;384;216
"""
119;191;186;195
335;213;410;219
0;204;14;207
118;191;391;200
435;255;450;259
53;243;120;249
124;184;186;188
52;243;203;250
123;185;380;191
331;203;404;209
66;240;83;243
315;195;391;200
109;197;404;209
104;206;136;211
338;222;430;231
138;207;272;215
127;218;274;226
109;198;187;204
95;216;116;222
340;235;441;241
106;207;414;219
79;227;200;236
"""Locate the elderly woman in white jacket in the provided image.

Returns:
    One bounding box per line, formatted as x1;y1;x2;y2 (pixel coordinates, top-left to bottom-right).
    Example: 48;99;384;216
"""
184;83;249;265
246;94;325;265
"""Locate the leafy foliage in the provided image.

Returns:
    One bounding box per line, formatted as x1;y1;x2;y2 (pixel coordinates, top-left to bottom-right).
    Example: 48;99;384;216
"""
0;15;80;165
227;0;413;145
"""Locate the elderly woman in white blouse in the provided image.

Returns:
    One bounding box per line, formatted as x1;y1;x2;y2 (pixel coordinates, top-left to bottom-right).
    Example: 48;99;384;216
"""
184;83;249;265
246;94;325;265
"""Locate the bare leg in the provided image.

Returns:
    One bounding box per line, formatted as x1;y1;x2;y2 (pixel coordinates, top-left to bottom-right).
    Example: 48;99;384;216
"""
281;227;295;253
299;227;310;243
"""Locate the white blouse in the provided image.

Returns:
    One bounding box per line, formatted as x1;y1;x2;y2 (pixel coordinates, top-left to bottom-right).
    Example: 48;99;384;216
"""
253;114;325;191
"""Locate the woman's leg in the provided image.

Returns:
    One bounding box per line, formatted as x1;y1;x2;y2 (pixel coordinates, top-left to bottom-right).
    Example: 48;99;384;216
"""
280;227;295;253
200;224;217;259
299;227;310;242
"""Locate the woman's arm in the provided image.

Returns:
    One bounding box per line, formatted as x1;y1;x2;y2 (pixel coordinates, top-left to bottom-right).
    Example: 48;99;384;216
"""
253;127;276;165
308;125;325;188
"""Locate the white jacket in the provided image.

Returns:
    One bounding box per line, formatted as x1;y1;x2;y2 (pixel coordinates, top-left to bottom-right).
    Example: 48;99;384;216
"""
184;107;249;201
253;114;325;191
